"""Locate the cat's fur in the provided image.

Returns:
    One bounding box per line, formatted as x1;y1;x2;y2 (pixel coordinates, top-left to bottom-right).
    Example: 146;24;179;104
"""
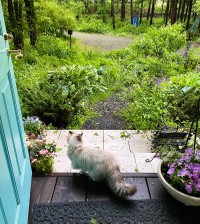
67;131;137;197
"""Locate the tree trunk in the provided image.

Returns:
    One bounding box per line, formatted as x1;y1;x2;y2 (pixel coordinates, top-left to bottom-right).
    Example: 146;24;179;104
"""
171;0;178;24
121;0;126;21
139;0;143;24
161;0;165;17
165;0;170;25
177;0;182;20
186;0;193;29
184;0;190;22
111;0;115;29
180;0;186;22
150;0;155;25
147;0;151;20
8;0;24;50
130;0;133;24
94;0;98;12
101;0;106;23
24;0;37;46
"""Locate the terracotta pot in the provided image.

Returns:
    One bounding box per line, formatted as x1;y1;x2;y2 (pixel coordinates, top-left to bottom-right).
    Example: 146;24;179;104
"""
157;161;200;206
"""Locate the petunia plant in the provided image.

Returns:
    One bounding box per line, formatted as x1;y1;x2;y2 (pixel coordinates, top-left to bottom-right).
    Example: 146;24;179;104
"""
28;139;57;173
166;147;200;196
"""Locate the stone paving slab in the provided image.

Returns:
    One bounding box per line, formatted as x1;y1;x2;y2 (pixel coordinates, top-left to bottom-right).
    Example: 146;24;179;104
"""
44;130;160;174
134;153;160;173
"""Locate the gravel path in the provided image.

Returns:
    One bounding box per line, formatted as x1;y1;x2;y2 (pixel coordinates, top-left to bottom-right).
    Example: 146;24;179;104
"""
73;32;133;129
72;32;133;130
73;32;133;51
82;95;128;130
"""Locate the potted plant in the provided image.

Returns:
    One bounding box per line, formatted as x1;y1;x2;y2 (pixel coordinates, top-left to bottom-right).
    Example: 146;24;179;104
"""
157;135;200;205
28;139;57;174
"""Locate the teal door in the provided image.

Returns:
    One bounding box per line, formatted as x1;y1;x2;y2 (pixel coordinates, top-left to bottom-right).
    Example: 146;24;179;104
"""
0;2;32;224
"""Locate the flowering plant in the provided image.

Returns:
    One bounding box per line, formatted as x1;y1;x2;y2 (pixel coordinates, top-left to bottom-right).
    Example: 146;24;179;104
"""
23;116;46;139
28;140;57;173
162;136;200;197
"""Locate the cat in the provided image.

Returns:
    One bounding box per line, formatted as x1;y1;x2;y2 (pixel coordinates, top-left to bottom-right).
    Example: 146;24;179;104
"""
67;131;137;197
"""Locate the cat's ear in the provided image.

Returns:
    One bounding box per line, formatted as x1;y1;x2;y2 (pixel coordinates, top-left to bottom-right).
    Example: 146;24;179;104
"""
69;131;73;135
76;134;83;142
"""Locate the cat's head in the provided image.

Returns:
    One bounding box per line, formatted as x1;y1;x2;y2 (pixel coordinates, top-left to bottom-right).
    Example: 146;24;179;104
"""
67;131;83;145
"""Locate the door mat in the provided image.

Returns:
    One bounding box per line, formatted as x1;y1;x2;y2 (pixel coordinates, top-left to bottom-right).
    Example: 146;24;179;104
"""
31;199;200;224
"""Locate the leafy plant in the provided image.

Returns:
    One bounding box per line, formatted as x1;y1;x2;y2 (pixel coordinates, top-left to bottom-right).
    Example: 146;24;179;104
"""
28;140;58;173
23;116;46;139
35;0;77;35
20;65;107;127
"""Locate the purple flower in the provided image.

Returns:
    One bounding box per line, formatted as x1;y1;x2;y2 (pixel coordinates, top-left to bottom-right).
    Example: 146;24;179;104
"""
178;168;192;178
196;182;200;192
185;148;193;157
185;184;193;194
193;173;199;183
195;150;200;160
178;156;185;165
167;167;175;175
190;163;200;173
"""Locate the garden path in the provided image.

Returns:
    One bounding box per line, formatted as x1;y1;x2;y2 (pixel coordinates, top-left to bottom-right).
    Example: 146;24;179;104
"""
73;31;133;51
72;32;132;129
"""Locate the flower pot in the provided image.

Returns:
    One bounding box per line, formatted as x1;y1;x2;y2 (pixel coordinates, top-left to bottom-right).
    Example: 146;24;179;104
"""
157;161;200;206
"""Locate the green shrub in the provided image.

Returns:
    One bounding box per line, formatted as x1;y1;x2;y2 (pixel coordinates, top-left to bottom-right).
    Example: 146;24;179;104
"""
162;72;200;123
19;65;107;127
35;0;77;35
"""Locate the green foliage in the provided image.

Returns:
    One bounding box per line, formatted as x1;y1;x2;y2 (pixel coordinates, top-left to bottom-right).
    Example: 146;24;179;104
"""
194;0;200;15
78;16;110;33
162;72;200;123
108;25;197;130
19;65;107;127
120;78;172;130
35;0;77;35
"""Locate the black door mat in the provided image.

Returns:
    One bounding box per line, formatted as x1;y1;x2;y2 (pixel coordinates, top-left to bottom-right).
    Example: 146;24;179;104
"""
31;199;200;224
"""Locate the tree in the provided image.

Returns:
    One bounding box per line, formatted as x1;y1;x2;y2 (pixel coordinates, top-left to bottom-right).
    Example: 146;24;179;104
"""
180;0;186;22
139;0;144;24
111;0;116;29
150;0;155;25
147;0;151;20
171;0;178;24
121;0;126;21
24;0;37;46
8;0;24;50
186;0;194;29
165;0;170;25
130;0;133;24
161;0;165;16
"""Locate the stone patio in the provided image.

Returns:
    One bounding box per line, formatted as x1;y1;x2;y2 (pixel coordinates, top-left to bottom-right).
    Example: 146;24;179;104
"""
45;130;160;173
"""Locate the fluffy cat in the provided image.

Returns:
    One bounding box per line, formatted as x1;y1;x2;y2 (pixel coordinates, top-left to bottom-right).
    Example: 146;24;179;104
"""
67;131;137;197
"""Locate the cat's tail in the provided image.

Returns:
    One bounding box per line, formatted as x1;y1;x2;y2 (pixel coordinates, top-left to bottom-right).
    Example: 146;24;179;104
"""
106;167;137;197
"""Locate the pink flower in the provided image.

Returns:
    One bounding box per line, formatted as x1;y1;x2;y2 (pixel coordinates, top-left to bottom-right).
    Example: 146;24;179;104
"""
31;158;37;164
49;153;55;157
39;149;48;155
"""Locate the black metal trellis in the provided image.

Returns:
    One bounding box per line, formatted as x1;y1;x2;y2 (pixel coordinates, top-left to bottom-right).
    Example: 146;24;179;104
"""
146;97;200;163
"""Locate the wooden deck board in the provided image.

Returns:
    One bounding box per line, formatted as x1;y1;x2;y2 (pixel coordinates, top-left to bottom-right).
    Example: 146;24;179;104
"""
35;176;57;203
51;175;87;203
146;177;169;199
86;178;114;201
124;177;150;200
